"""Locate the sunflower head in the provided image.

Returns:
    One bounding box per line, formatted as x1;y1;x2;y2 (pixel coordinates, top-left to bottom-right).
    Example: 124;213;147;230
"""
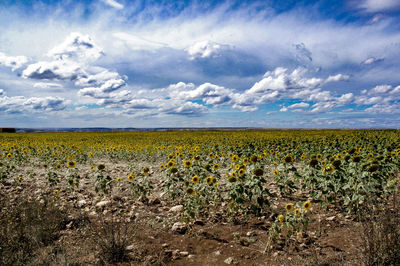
278;214;284;223
332;160;341;168
67;161;76;168
213;163;220;170
170;167;178;174
273;169;279;176
250;155;258;163
97;164;105;170
184;160;192;167
368;164;379;173
295;208;301;216
352;156;362;163
127;173;134;181
238;168;245;176
192;175;200;183
186;187;195;195
206;176;215;185
303;200;312;211
285;203;294;212
228;176;237;183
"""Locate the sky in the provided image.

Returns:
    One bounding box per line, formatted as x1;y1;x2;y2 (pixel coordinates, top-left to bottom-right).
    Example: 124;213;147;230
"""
0;0;400;128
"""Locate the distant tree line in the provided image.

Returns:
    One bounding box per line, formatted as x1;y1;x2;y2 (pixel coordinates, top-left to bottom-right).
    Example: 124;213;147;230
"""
0;128;16;133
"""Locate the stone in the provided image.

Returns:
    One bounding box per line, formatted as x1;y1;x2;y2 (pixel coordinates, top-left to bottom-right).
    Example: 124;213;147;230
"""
95;200;111;208
126;245;135;251
224;257;235;264
169;205;184;213
171;222;187;234
179;251;189;256
78;200;87;207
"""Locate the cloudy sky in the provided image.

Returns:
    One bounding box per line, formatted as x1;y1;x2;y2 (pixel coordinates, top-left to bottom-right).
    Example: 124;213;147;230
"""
1;0;400;128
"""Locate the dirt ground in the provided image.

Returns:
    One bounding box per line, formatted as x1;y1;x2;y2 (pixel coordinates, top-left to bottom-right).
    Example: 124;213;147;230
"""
1;160;372;265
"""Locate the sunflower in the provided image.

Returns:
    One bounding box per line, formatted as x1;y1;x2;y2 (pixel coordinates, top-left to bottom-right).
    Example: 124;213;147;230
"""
97;164;105;170
89;152;94;158
206;176;215;185
309;159;318;167
317;154;323;160
67;161;76;168
332;160;341;168
285;203;294;212
368;164;379;173
284;155;293;163
116;177;122;182
184;160;192;167
253;168;264;177
143;167;150;174
160;164;165;169
320;160;326;166
303;200;312;211
192;175;200;183
301;153;307;160
90;165;95;171
228;176;237;183
238;168;245;176
232;155;239;162
323;165;334;174
56;164;62;169
278;214;284;223
53;189;60;196
273;169;279;176
209;153;214;158
167;160;175;167
6;153;12;158
186;187;195;195
170;167;178;174
127;173;134;181
295;208;301;216
243;158;249;165
213;163;220;170
194;155;201;160
352;156;362;163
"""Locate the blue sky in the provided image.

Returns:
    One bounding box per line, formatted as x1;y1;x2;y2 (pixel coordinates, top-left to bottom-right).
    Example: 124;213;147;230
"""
1;0;400;128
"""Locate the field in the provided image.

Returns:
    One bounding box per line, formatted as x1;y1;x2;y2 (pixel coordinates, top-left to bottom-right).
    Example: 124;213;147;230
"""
1;130;400;265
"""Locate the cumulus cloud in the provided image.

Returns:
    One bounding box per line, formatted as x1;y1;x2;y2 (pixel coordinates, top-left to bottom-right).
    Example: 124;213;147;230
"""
22;60;85;80
74;69;121;87
47;32;103;61
0;52;28;71
78;78;126;98
186;40;229;59
325;74;350;83
0;89;4;96
0;90;67;113
247;67;324;94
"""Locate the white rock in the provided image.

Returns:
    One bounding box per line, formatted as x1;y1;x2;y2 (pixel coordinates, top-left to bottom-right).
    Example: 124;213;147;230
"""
180;251;189;256
171;222;187;234
95;200;111;208
169;205;184;213
78;200;87;207
224;257;235;264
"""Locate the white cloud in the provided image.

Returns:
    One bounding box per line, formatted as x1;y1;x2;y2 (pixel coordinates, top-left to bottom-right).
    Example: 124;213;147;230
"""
362;57;384;65
365;103;400;114
288;102;310;109
22;60;85;80
186;40;229;59
358;0;400;13
0;52;28;71
78;78;126;98
0;92;67;113
102;0;124;10
325;74;350;83
74;69;121;87
0;89;4;96
369;84;392;94
33;82;62;89
47;32;104;61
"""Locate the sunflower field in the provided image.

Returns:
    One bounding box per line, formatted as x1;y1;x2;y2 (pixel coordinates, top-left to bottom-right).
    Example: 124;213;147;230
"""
1;129;399;264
